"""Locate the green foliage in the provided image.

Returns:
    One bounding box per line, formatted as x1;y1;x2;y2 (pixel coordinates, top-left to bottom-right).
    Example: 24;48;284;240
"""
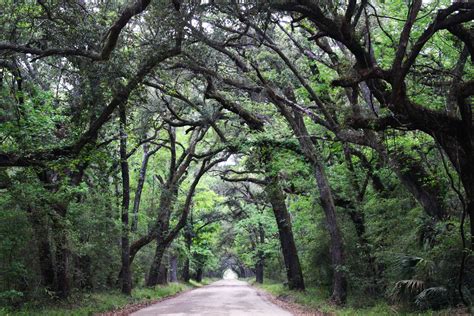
1;283;190;316
0;0;471;314
0;291;24;307
0;89;69;152
392;279;426;304
254;280;459;316
415;287;449;311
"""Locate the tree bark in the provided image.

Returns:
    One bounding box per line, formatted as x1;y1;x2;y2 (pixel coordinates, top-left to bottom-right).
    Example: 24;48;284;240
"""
145;185;175;287
51;214;70;299
182;225;192;282
131;143;153;232
468;199;474;250
460;169;474;250
312;160;347;304
169;254;178;283
35;166;86;298
255;223;265;284
268;88;346;302
28;207;55;290
182;258;190;282
195;266;203;282
146;242;168;286
255;261;264;284
158;264;168;285
265;176;305;290
119;103;132;295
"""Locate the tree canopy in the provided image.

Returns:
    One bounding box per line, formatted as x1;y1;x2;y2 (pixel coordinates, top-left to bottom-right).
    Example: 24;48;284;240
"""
0;0;473;313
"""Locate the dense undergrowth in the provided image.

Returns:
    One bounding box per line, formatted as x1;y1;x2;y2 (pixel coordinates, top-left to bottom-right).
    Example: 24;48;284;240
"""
1;0;473;313
252;280;471;316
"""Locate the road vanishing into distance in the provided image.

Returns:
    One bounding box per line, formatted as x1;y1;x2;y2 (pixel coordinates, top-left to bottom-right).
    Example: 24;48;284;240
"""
131;279;292;316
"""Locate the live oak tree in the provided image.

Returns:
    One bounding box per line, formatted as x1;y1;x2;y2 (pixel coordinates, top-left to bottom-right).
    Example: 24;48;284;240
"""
178;1;472;303
1;0;474;313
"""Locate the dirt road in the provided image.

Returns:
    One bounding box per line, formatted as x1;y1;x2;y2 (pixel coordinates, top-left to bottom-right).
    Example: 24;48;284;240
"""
131;279;292;316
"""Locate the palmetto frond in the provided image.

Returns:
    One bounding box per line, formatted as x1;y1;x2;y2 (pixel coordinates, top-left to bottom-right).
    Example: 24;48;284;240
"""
391;279;425;302
415;287;448;310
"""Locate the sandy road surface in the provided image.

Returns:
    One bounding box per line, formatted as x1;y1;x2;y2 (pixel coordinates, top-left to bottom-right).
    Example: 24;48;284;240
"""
131;279;292;316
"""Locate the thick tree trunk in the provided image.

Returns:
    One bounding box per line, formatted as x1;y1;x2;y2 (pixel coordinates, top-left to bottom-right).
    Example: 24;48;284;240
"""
312;161;347;304
52;222;70;298
146;243;167;286
265;176;305;290
238;265;246;278
195;266;203;282
48;202;72;298
182;229;192;282
255;260;264;284
158;264;168;284
461;175;474;250
146;185;176;286
271;98;345;301
468;200;474;250
28;208;55;290
35;171;80;299
273;100;346;302
182;258;190;282
169;254;178;283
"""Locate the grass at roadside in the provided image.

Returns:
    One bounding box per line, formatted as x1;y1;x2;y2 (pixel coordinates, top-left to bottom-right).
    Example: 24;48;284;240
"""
251;280;469;316
0;279;216;316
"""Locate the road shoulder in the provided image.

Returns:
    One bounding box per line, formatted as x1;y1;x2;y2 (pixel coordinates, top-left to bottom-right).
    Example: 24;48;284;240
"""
252;284;328;316
96;283;201;316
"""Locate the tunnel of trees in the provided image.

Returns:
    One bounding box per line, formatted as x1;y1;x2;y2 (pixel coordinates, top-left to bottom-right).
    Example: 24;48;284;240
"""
0;0;473;313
